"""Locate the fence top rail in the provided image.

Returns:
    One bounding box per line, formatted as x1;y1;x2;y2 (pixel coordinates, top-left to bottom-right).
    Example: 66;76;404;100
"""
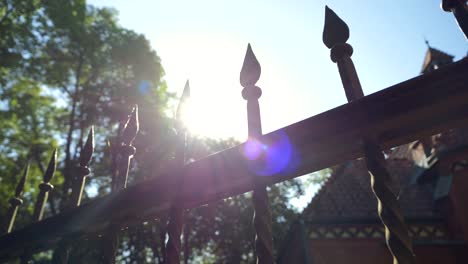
0;57;467;260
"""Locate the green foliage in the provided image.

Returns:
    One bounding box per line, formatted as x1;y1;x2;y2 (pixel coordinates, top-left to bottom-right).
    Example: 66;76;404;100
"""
0;0;325;263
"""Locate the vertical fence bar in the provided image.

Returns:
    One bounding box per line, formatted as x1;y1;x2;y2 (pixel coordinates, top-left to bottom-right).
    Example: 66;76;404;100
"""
5;163;29;234
52;127;95;264
240;44;274;264
322;6;415;264
102;106;139;264
165;81;190;264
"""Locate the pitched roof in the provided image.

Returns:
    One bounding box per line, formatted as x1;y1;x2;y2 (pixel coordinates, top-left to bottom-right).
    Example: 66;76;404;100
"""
421;47;455;73
302;156;441;222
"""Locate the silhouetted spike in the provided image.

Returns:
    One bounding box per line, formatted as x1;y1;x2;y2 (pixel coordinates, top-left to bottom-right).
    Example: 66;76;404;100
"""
176;80;191;122
323;6;350;48
240;44;261;87
15;163;30;197
43;149;57;183
80;126;94;167
121;105;139;145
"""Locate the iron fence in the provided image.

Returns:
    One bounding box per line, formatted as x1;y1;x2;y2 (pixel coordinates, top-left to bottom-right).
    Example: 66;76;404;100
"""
1;5;468;264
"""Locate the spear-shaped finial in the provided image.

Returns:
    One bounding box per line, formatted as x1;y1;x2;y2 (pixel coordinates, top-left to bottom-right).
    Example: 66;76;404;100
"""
323;6;350;48
80;126;94;167
33;149;57;221
43;149;57;183
5;163;30;233
70;126;95;207
121;105;139;146
176;80;191;127
240;43;261;88
15;163;30;198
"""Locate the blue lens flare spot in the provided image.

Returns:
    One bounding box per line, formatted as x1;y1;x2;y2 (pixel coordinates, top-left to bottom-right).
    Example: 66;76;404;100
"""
138;80;152;94
242;131;299;176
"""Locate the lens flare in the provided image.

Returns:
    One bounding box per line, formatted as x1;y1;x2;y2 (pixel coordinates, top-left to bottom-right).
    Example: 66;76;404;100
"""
242;131;298;176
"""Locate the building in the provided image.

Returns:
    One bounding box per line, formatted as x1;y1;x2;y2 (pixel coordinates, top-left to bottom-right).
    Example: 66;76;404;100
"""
278;46;468;264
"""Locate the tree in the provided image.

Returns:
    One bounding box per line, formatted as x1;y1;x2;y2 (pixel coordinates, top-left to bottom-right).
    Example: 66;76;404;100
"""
0;1;323;263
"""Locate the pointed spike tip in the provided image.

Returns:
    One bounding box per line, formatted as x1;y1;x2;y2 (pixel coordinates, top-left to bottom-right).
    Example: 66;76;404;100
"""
80;126;95;167
240;43;261;87
121;105;139;145
15;163;30;197
323;6;350;49
43;149;57;183
176;80;191;120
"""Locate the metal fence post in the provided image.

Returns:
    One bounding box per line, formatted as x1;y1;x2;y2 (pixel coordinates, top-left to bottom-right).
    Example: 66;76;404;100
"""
102;106;139;264
165;80;190;264
240;44;274;264
52;126;95;264
322;6;415;264
5;163;29;234
21;150;57;264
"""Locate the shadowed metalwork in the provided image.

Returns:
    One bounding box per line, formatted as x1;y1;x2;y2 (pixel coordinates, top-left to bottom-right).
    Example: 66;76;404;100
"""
240;44;261;87
79;126;95;167
441;0;468;38
323;6;349;49
71;126;94;207
323;6;415;264
121;105;140;146
166;80;190;264
33;149;57;221
241;44;274;264
6;163;29;233
103;107;139;264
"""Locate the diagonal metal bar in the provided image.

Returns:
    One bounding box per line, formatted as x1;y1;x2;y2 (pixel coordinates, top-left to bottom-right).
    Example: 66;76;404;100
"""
0;57;467;261
323;6;415;264
165;80;190;264
241;44;274;264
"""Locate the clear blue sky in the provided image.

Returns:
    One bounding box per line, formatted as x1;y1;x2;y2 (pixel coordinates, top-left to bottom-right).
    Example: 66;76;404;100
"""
90;0;466;140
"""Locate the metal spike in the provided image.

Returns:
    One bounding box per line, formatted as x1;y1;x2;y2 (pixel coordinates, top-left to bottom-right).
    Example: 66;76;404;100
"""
323;6;350;48
176;80;191;122
240;44;261;87
43;149;57;183
121;105;139;145
80;126;95;167
15;163;30;198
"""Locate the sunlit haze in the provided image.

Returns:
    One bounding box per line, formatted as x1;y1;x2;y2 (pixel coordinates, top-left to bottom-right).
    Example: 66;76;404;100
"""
91;0;466;142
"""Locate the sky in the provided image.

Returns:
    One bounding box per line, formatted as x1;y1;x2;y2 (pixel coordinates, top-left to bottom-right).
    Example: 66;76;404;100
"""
88;0;467;208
